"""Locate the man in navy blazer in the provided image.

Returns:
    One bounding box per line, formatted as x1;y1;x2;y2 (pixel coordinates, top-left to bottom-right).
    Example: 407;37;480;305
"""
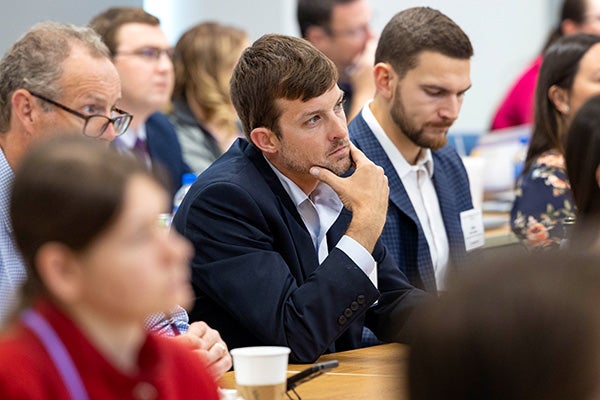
349;7;478;292
146;112;191;196
172;34;427;363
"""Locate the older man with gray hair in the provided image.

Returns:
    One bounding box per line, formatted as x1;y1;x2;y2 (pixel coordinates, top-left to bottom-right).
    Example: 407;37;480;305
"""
0;22;128;323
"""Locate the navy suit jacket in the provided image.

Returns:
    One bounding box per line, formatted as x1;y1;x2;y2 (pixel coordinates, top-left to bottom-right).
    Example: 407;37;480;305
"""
172;138;426;363
349;113;473;292
146;112;191;196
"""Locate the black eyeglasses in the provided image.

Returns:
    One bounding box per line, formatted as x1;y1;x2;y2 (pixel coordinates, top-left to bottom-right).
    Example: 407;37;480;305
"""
29;91;133;138
114;47;175;61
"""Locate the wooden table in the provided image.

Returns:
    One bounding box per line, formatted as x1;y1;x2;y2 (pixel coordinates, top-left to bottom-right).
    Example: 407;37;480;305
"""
219;343;409;400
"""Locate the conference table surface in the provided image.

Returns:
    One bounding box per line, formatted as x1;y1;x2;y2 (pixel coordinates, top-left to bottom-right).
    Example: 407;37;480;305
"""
219;343;408;400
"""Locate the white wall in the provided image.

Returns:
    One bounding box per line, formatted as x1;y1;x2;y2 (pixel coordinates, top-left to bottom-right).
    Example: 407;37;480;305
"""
0;0;557;135
0;0;142;56
146;0;557;136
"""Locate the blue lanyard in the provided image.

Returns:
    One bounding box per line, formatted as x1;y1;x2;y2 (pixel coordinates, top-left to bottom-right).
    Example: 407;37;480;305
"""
21;309;90;400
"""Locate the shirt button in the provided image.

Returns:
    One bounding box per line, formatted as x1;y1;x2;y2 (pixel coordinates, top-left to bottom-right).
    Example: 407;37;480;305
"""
133;382;158;400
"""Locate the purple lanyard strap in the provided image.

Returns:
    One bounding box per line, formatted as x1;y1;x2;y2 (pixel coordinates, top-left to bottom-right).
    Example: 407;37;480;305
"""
21;309;90;400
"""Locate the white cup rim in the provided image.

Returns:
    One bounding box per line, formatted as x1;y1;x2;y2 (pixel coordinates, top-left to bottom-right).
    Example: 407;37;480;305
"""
230;346;291;357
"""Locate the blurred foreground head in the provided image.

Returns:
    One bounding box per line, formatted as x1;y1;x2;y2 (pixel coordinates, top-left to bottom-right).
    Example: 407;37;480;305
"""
409;251;600;400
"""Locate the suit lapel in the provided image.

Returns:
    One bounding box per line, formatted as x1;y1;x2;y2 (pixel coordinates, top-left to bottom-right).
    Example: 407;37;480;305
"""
244;143;320;278
350;115;420;227
431;152;466;263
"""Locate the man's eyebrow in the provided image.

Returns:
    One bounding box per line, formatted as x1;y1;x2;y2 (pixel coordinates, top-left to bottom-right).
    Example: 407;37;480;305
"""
421;83;472;94
298;92;345;120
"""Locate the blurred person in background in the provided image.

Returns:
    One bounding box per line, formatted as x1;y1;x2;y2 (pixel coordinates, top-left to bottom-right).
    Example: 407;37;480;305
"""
564;93;600;250
90;7;191;197
170;22;248;174
510;34;600;251
0;136;219;399
297;0;376;121
491;0;600;130
92;8;232;377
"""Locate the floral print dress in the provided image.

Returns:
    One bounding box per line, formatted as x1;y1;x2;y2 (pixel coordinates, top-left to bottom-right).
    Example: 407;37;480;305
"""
510;150;575;250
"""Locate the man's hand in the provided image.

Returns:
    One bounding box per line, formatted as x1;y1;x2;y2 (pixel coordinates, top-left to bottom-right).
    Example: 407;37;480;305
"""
310;144;389;252
173;321;232;379
345;37;377;121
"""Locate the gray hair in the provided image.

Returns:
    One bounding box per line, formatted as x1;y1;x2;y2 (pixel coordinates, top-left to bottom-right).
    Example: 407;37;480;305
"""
0;21;110;132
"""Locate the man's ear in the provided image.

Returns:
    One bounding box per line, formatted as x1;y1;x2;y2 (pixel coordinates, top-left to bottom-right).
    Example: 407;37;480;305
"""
11;89;37;131
305;26;329;48
548;85;571;115
373;63;395;99
561;19;582;36
250;127;279;154
35;242;84;303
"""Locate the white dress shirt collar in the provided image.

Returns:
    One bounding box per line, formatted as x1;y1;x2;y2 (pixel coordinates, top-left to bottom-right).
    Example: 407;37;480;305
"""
362;101;434;178
116;123;147;150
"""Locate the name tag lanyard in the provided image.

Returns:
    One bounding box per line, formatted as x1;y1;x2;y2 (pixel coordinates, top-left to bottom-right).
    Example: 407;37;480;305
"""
21;309;90;400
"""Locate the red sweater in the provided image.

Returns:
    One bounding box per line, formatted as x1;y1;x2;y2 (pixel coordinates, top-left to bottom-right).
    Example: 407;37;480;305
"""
0;301;219;399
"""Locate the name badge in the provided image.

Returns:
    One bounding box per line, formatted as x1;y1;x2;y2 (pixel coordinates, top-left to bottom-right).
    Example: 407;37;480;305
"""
460;208;485;251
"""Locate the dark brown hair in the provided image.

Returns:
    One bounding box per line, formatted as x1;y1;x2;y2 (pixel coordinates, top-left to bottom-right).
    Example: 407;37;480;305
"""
296;0;357;38
230;34;338;142
565;93;600;231
89;7;160;55
409;251;600;400
525;34;600;173
375;7;473;80
10;135;162;305
542;0;589;52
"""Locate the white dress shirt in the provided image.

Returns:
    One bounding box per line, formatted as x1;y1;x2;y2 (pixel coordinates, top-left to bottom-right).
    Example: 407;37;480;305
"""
362;103;449;289
113;125;152;169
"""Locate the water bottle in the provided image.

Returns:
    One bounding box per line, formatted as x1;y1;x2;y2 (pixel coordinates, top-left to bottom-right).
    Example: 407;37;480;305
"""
172;173;197;216
513;135;529;181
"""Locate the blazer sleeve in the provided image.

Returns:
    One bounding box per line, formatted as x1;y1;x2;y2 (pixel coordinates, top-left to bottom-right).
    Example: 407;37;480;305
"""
365;240;430;343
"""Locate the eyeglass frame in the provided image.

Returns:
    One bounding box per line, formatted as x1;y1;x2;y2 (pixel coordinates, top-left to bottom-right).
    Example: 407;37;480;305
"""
28;91;133;138
113;46;175;62
323;23;371;39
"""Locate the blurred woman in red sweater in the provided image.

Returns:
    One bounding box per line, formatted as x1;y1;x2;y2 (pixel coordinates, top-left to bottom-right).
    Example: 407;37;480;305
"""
0;136;219;399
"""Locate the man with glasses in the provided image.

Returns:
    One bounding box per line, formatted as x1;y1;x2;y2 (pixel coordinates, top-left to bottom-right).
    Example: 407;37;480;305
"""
297;0;376;121
0;19;231;380
90;7;191;197
0;21;126;325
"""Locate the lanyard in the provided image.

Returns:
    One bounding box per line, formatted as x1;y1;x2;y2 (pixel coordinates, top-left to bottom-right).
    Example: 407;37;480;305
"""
21;309;90;400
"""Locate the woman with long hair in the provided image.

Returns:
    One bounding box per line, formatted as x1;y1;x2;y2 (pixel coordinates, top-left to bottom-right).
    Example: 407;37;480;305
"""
510;33;600;250
170;22;248;174
564;93;600;249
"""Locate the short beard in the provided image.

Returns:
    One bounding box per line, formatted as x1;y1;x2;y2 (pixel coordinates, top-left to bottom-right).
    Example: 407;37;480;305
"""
390;88;450;151
278;138;352;177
